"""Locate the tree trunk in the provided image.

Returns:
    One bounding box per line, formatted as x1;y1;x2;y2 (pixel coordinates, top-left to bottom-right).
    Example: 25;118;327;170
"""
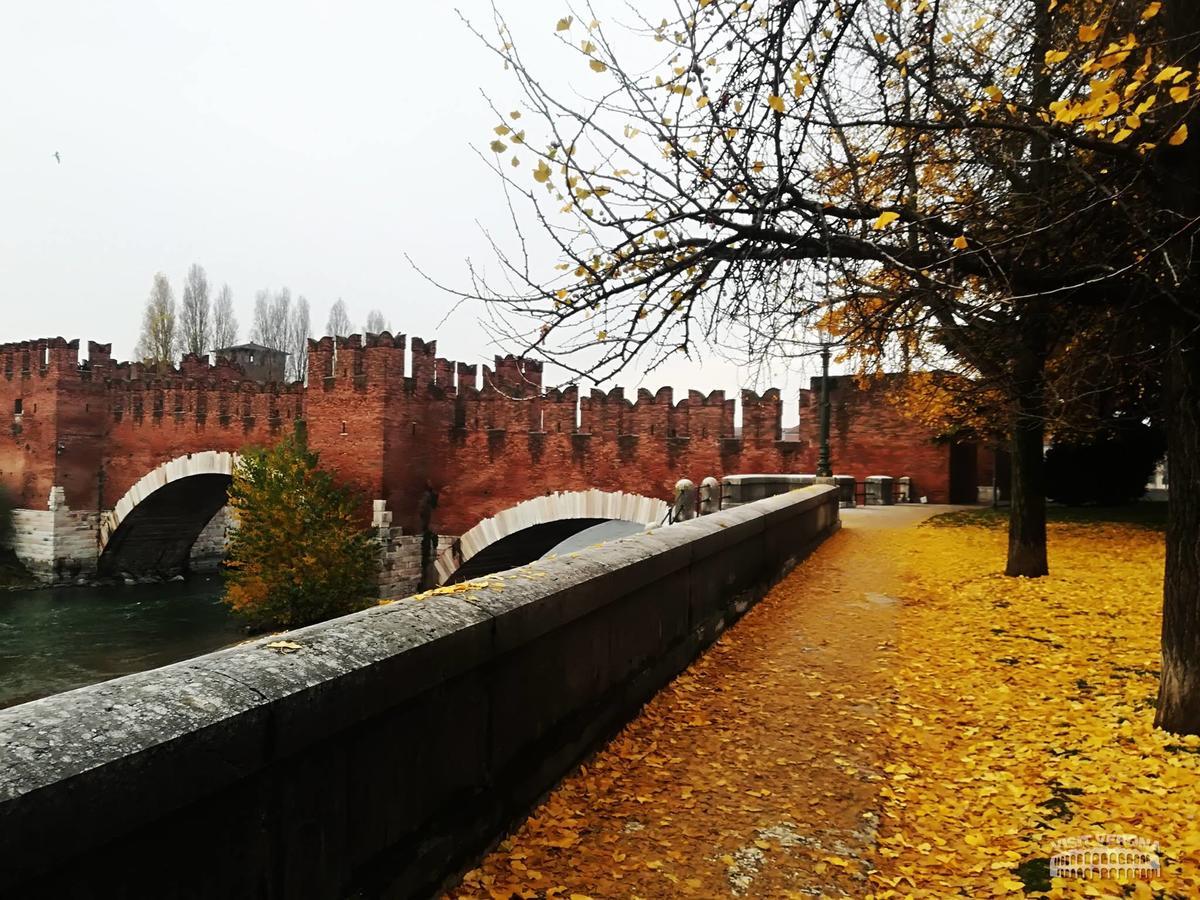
1006;396;1049;577
1156;324;1200;734
1005;318;1049;577
1154;1;1200;736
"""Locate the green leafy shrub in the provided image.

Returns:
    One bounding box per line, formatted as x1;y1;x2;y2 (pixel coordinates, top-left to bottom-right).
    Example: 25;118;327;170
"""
224;429;379;630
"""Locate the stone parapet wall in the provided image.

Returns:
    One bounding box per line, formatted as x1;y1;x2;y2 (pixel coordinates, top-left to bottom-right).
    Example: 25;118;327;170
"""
0;485;839;899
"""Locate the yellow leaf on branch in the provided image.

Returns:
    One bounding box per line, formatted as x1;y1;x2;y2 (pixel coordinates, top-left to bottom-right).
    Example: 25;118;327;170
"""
1169;124;1189;146
873;211;900;229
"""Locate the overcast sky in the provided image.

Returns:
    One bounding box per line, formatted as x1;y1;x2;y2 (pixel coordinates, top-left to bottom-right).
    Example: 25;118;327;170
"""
1;1;825;415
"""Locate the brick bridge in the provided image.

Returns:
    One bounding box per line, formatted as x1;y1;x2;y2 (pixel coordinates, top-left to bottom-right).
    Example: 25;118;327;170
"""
0;333;986;589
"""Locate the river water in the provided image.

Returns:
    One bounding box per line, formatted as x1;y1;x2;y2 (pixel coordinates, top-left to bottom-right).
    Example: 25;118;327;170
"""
0;576;246;710
0;522;651;711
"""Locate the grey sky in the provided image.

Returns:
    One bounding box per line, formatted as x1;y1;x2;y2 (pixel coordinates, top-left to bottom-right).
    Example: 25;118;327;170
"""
1;1;822;415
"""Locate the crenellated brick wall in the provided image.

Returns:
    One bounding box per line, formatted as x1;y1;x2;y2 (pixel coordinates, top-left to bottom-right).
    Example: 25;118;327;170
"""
0;338;304;514
0;330;969;581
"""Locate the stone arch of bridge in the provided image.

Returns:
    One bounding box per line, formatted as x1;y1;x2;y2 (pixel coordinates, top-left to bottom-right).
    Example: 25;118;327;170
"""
98;451;237;577
434;489;670;585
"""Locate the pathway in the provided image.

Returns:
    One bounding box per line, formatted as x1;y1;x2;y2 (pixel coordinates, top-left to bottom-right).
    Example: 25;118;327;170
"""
450;504;951;900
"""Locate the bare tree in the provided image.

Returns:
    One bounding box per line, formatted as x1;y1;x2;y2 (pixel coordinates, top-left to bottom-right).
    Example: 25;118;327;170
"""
288;295;311;382
212;283;238;350
136;272;177;371
251;287;309;381
177;263;211;358
251;287;292;351
364;309;390;334
326;298;353;337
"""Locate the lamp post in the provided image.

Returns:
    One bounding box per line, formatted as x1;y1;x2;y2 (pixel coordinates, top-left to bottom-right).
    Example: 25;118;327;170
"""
816;341;833;479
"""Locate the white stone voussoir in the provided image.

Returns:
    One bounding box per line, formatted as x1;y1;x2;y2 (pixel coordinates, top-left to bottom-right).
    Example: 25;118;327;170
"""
99;451;238;551
433;489;668;584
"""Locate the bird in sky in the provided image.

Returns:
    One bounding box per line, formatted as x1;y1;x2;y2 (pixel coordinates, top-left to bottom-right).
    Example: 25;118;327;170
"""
54;151;61;164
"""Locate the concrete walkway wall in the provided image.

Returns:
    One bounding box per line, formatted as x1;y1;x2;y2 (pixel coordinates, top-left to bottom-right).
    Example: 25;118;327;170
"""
0;485;839;900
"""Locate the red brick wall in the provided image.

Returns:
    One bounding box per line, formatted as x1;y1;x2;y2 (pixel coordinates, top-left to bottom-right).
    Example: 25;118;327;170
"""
0;333;960;537
806;376;952;504
98;379;303;511
0;338;82;508
0;338;304;513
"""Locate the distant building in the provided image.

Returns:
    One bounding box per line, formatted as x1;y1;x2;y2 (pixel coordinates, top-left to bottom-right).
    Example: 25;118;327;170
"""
212;342;288;382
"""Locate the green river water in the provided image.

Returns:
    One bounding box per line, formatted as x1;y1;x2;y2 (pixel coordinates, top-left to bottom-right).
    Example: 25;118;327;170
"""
0;576;246;709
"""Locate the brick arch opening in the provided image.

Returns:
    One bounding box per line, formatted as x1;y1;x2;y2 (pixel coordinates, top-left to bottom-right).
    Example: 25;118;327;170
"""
98;451;236;577
434;490;669;585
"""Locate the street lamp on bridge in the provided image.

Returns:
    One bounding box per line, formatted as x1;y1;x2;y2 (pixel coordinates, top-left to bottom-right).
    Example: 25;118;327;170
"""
815;341;833;480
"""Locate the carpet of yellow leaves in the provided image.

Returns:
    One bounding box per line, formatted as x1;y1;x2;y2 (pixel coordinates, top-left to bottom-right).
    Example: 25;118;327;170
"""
445;510;1199;899
874;518;1200;898
447;508;924;899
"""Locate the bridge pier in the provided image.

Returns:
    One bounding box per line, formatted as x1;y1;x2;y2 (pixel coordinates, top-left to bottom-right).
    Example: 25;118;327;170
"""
374;499;457;599
189;506;234;573
4;487;100;584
